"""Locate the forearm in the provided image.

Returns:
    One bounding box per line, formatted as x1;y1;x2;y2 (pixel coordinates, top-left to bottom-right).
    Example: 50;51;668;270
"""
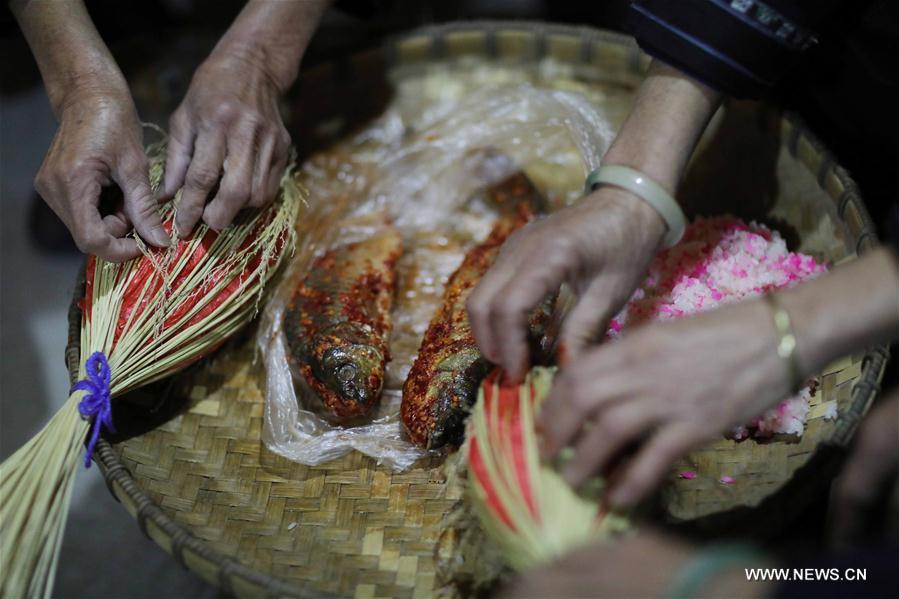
11;0;129;117
209;0;332;92
603;60;722;195
782;247;899;376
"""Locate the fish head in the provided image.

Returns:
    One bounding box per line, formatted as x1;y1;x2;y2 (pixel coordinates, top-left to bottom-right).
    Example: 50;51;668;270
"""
312;342;385;412
425;349;492;449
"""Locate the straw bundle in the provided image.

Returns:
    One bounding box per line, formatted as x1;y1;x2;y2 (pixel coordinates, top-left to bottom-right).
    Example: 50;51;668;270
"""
466;367;629;571
0;142;302;598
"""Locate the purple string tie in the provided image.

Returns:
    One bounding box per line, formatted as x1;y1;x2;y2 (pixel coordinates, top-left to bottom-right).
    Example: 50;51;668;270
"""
72;351;115;468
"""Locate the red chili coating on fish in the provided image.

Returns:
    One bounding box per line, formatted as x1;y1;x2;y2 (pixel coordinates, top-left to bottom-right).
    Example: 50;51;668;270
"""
402;171;547;448
285;226;402;420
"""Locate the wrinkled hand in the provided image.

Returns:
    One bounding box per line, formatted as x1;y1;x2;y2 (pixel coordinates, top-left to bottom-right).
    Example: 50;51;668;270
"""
35;92;168;261
162;51;290;236
539;299;792;509
502;531;772;598
832;389;899;544
467;188;667;383
501;532;693;598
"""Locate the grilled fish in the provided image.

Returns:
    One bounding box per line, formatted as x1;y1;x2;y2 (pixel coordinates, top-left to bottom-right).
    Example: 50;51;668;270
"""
285;226;402;420
402;171;550;448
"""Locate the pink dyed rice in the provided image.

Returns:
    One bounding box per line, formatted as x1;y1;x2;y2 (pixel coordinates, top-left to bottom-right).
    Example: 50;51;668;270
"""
608;217;827;439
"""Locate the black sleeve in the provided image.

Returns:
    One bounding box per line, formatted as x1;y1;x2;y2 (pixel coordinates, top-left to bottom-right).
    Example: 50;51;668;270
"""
627;0;845;98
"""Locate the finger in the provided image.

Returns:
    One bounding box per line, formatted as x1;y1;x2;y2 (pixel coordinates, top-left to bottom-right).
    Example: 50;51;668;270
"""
249;133;277;208
491;275;545;384
538;361;631;461
116;151;169;248
558;276;622;361
466;258;517;365
467;228;536;364
561;402;660;488
605;422;703;509
163;109;196;199
71;190;140;262
253;128;290;208
203;126;256;230
102;211;131;238
483;257;565;383
837;443;895;506
177;131;225;237
832;400;899;541
99;184;133;238
263;151;288;207
544;283;578;365
840;397;899;496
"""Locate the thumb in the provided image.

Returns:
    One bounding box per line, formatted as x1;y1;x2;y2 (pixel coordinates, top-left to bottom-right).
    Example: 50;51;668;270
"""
558;277;624;362
116;151;170;248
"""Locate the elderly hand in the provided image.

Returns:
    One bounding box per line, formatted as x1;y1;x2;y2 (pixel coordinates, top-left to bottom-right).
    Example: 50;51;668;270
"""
539;299;791;508
161;50;291;236
467;187;666;383
501;533;692;598
14;0;169;262
501;531;772;599
467;61;722;384
832;388;899;544
538;247;899;510
35;91;169;262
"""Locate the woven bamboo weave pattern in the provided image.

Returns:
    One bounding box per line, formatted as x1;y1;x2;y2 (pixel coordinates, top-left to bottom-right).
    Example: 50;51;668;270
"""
99;334;464;598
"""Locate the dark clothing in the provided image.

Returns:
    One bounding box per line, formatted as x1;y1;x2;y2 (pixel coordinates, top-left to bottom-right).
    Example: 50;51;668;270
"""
628;0;899;250
628;0;843;98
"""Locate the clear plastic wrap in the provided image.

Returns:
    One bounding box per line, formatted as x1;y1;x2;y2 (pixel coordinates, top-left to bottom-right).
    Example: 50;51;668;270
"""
258;71;616;471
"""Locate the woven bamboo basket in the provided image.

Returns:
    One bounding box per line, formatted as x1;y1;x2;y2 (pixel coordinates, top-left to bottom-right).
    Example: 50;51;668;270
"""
65;22;889;598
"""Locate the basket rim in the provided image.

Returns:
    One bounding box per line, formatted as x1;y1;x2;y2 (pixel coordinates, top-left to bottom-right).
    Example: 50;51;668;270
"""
66;20;888;596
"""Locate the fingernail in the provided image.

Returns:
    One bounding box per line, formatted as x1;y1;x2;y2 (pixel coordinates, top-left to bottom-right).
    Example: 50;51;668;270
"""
150;227;170;247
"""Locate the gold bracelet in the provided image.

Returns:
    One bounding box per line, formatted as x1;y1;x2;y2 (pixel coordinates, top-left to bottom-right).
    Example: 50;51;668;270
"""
764;293;802;392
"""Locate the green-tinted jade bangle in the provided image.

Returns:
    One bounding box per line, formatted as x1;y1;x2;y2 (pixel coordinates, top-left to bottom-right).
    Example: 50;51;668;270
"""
585;165;686;248
666;542;768;599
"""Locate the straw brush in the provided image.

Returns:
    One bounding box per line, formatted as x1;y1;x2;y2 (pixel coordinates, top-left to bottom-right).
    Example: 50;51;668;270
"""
0;140;302;598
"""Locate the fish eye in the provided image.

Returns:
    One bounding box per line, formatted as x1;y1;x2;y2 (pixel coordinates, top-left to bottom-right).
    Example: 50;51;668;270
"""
337;363;357;382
